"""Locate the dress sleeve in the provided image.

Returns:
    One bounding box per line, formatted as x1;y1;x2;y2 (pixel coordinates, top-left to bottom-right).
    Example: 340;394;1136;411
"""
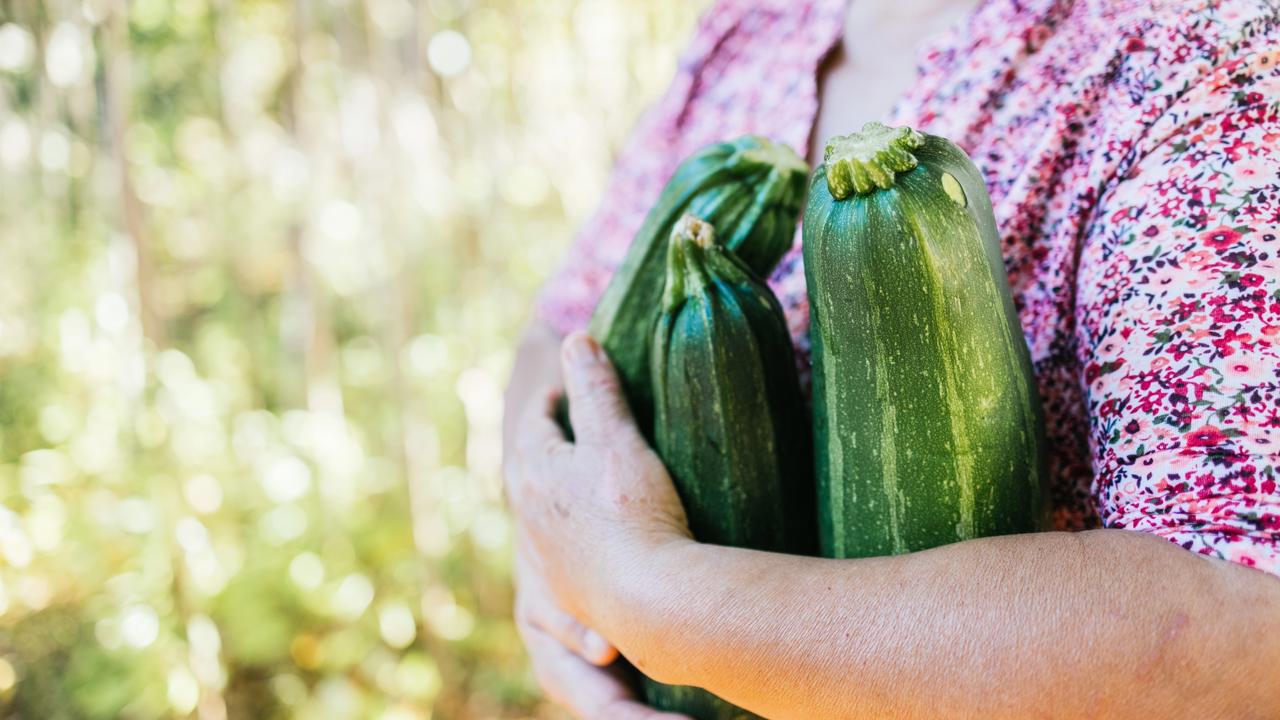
533;117;678;336
532;147;670;335
1075;47;1280;577
531;11;707;337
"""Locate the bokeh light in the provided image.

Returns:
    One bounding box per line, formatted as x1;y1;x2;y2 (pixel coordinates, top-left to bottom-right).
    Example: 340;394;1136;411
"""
0;0;709;718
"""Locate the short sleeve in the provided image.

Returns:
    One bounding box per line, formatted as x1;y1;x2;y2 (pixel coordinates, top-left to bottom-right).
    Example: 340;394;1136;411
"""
1075;44;1280;576
532;3;723;336
532;0;847;336
533;111;683;336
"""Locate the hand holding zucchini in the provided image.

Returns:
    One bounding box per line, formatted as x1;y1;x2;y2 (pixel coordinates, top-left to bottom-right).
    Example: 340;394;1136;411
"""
545;125;1048;719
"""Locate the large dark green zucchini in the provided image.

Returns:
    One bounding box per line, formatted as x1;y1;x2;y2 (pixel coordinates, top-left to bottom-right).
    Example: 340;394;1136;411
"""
585;136;808;438
644;215;814;719
803;122;1048;559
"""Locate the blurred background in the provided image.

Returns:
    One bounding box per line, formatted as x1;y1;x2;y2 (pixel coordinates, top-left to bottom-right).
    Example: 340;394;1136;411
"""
0;0;707;717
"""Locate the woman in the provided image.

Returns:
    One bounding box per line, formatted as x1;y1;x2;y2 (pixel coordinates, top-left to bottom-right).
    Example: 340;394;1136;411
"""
503;0;1280;717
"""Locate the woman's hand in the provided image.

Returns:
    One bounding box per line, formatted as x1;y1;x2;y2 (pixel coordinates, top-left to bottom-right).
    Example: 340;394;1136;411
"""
506;330;692;628
505;330;694;718
515;547;688;719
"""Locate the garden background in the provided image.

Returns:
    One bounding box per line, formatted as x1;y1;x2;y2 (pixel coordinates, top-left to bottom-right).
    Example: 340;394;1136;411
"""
0;0;707;717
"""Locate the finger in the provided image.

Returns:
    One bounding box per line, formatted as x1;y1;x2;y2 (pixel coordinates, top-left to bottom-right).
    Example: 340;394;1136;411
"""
507;387;571;504
593;696;694;720
523;592;618;666
524;625;690;720
560;331;646;448
516;553;618;666
515;386;571;460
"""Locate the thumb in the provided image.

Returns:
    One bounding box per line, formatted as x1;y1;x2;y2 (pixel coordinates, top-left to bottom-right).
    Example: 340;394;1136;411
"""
560;331;644;448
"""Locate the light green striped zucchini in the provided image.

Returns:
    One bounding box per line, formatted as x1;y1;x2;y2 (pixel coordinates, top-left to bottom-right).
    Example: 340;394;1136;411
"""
803;122;1048;559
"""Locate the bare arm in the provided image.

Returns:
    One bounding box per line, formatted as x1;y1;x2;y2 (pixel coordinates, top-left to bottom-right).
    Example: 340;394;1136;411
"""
508;333;1280;720
613;529;1280;720
508;51;1280;716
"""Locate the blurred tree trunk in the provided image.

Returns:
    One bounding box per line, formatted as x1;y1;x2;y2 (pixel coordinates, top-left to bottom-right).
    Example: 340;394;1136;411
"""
363;0;439;569
279;0;343;417
278;0;317;410
101;0;163;347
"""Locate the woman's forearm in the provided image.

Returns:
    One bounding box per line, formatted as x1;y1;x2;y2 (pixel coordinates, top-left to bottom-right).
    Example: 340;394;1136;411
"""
607;529;1280;720
508;333;1280;717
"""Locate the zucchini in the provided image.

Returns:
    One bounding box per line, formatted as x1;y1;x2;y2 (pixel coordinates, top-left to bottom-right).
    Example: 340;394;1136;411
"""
644;214;814;719
586;136;809;438
803;122;1048;559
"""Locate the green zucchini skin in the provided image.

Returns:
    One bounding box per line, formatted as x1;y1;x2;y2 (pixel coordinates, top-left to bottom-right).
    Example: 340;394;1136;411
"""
643;216;814;719
587;136;809;439
804;123;1048;559
646;685;764;720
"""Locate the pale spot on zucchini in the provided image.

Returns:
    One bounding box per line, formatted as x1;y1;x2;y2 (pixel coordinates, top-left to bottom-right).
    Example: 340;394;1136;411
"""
941;172;966;207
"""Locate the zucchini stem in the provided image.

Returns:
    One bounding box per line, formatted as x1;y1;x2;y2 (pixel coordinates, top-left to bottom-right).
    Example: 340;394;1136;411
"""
662;214;715;311
823;122;926;199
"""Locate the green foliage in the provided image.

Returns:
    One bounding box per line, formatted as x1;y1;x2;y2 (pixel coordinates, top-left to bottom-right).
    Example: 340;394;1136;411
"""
0;0;708;717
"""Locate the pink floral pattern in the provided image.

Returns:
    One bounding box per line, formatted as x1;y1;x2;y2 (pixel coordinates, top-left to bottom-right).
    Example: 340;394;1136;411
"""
538;0;1280;577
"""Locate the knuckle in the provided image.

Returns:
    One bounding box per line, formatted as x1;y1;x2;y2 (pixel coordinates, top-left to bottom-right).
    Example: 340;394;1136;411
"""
585;370;620;396
568;624;594;657
578;383;620;417
552;613;580;646
581;363;619;392
532;600;573;643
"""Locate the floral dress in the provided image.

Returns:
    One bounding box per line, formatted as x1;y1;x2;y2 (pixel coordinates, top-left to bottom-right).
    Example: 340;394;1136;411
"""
538;0;1280;578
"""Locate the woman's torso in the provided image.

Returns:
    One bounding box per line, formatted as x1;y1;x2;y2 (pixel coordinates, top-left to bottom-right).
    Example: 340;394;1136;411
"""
538;0;1280;537
807;0;983;164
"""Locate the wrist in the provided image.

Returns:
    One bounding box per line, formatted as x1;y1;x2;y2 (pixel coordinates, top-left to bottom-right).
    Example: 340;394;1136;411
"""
596;533;708;685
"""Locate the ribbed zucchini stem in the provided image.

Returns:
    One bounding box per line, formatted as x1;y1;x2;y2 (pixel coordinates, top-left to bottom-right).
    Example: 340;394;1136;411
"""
662;214;716;312
734;135;810;176
824;122;926;199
